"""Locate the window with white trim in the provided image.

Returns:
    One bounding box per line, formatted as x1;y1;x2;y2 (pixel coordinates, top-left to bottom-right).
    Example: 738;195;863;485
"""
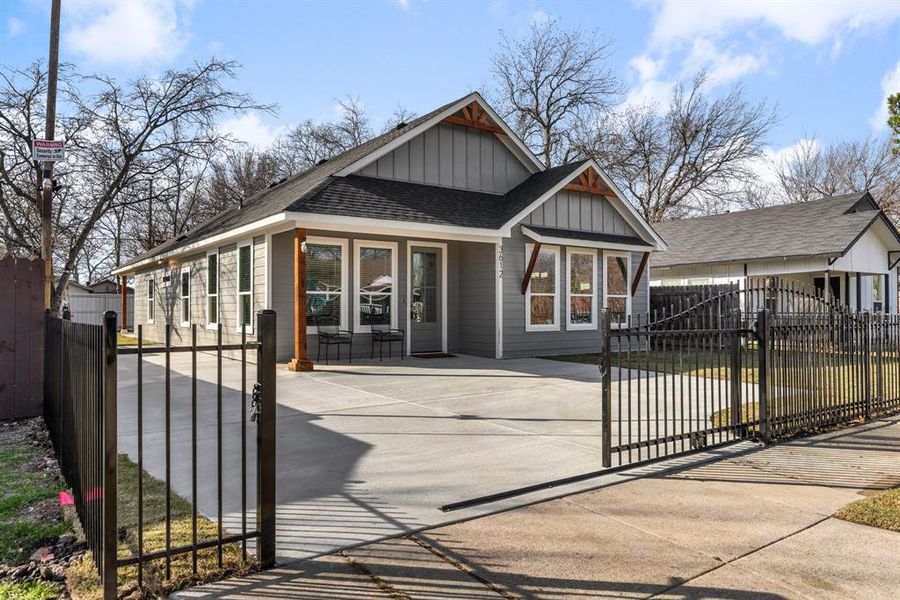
604;252;631;327
355;241;397;331
237;242;253;331
567;248;596;329
525;243;559;331
206;251;219;328
180;271;190;326
147;278;155;323
306;239;348;331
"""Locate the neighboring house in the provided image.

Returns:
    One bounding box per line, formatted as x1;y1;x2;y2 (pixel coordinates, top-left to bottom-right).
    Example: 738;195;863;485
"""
650;192;900;314
64;279;135;326
113;92;665;363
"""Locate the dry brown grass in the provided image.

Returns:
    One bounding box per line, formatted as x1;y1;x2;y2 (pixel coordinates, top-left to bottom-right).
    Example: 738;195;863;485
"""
835;487;900;533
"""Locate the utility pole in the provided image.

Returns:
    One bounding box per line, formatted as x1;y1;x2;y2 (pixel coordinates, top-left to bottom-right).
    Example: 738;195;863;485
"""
41;0;61;309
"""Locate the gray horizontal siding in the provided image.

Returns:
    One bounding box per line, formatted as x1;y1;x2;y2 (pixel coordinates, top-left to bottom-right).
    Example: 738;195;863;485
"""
356;123;529;194
131;236;266;347
524;189;637;236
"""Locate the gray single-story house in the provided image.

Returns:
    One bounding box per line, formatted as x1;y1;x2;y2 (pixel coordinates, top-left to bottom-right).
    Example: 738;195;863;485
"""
650;192;900;314
113;92;666;366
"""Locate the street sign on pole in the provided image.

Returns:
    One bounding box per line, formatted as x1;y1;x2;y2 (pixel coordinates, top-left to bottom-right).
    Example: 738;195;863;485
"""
33;139;65;162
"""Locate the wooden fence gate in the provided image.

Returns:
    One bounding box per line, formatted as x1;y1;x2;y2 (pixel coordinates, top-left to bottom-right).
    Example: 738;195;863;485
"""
0;256;45;418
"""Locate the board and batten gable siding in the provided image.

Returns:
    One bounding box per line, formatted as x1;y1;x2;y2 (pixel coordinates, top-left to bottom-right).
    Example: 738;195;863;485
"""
523;189;639;237
355;123;530;195
131;235;266;346
501;226;649;358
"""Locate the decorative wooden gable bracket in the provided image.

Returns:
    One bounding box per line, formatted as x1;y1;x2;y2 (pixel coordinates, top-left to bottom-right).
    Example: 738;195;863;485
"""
443;101;505;135
521;242;542;295
630;251;650;298
564;167;615;197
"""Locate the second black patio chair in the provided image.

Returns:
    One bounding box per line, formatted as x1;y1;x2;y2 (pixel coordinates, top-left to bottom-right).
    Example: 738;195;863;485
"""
316;316;353;364
370;317;405;361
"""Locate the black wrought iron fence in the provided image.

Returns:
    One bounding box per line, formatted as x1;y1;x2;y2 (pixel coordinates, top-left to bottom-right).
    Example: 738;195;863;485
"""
44;309;278;599
601;280;900;469
44;311;118;599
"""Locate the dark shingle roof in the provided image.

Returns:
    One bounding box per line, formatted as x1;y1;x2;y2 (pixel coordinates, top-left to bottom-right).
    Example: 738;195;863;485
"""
291;175;506;228
289;161;587;230
121;95;468;268
522;225;653;247
652;192;896;268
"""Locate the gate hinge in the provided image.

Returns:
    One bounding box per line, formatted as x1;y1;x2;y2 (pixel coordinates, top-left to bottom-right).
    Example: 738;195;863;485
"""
250;382;262;421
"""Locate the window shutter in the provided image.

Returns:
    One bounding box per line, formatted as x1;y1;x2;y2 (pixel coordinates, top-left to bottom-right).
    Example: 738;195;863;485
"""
239;245;252;293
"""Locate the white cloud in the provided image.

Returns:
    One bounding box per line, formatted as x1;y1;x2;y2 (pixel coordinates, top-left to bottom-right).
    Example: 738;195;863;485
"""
218;113;285;149
752;138;820;188
6;17;25;38
394;0;411;11
648;0;900;47
870;61;900;131
683;39;762;87
630;54;665;83
64;0;191;65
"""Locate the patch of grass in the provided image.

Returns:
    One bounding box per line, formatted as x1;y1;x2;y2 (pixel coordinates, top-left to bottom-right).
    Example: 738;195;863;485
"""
710;402;760;428
0;422;69;565
117;454;192;529
68;454;255;599
0;521;70;565
835;487;900;532
117;333;158;347
0;581;65;600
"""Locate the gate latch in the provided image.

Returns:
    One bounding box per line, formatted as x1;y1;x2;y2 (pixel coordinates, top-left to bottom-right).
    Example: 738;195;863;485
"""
250;382;262;422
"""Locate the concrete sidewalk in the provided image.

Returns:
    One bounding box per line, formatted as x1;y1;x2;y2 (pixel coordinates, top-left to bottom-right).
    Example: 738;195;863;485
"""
178;416;900;599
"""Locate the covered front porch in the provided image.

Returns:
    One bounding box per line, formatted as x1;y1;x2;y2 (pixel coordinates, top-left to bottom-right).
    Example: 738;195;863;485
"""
270;227;501;367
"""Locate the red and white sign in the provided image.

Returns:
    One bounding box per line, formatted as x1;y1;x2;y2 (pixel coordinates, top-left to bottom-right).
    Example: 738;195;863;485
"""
32;139;65;162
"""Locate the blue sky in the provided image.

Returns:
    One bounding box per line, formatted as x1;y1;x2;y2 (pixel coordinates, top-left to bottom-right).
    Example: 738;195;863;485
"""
3;0;899;166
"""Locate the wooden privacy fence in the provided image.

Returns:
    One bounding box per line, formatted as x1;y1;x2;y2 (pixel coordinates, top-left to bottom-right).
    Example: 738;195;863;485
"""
650;283;739;318
0;256;45;418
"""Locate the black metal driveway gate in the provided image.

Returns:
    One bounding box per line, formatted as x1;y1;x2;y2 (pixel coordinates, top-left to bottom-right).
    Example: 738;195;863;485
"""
45;310;277;599
602;279;900;468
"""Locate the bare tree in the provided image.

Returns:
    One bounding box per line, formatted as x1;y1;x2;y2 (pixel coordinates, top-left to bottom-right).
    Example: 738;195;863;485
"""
771;136;900;219
382;105;417;132
272;94;382;177
0;59;271;308
580;72;778;222
491;19;621;167
207;148;282;209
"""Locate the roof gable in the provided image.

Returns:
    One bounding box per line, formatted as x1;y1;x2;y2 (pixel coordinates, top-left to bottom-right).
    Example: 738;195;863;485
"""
335;92;545;177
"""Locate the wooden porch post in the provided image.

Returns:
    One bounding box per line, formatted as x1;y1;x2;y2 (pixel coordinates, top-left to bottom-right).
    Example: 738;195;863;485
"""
120;275;128;332
288;228;314;372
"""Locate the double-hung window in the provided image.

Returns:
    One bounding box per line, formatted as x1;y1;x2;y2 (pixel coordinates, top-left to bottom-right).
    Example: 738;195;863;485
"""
237;242;253;331
180;271;190;326
306;238;348;332
147;278;155;323
525;244;559;331
207;251;219;329
355;240;398;331
604;252;631;327
567;249;596;329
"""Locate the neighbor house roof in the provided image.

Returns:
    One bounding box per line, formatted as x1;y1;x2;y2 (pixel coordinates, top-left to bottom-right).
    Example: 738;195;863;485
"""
652;192;900;269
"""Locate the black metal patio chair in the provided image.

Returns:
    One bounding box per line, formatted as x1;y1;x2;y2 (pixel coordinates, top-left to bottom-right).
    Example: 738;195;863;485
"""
369;315;405;361
315;315;353;364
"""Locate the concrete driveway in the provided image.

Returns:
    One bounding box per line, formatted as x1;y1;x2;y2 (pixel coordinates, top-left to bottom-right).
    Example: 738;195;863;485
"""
117;353;723;563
